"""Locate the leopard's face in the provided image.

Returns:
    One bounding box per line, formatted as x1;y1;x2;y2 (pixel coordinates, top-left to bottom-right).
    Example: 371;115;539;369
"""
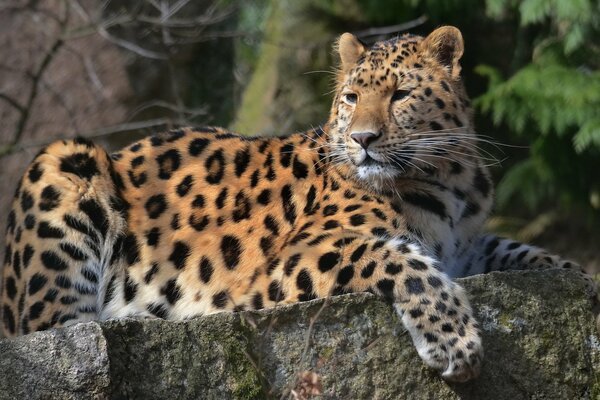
327;28;475;189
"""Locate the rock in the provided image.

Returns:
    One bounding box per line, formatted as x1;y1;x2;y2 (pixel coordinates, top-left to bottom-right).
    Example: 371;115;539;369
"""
0;323;110;399
0;269;598;399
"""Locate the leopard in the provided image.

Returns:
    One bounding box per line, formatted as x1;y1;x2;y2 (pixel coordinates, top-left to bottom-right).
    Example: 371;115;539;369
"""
1;26;591;383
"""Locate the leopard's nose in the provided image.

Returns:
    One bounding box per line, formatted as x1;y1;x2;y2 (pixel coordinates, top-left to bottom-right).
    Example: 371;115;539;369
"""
350;131;380;149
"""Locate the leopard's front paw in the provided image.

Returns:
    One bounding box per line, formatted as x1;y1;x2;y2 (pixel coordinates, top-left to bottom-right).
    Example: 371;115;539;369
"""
399;288;483;382
441;335;483;382
412;322;483;382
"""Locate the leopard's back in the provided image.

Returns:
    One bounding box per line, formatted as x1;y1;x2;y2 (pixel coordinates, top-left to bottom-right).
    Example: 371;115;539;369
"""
102;127;341;319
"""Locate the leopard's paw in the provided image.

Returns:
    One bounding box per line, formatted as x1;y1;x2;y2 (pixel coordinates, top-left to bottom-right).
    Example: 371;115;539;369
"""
412;322;483;383
398;286;483;382
440;335;483;382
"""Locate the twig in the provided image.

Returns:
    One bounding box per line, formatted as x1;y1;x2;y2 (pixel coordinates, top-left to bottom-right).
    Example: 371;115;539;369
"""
12;38;65;148
160;0;192;22
96;26;168;59
0;1;65;24
62;44;106;95
277;298;330;400
0;118;181;156
0;63;25;74
136;11;235;28
352;15;428;38
83;55;104;93
0;0;241;159
0;93;25;113
254;15;429;52
279;229;354;400
39;77;79;133
70;1;156;52
127;100;207;122
240;347;274;397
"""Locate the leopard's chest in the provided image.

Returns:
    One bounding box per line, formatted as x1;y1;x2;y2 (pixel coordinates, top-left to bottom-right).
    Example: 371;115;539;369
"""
396;184;490;276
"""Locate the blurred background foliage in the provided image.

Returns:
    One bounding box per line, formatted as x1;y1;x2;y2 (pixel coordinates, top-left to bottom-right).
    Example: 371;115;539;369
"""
0;0;598;268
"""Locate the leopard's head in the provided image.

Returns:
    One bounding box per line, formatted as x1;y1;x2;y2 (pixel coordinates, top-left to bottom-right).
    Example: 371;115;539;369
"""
327;26;476;189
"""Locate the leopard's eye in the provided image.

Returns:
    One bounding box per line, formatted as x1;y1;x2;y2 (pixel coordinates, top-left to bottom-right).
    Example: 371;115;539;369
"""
391;89;411;102
343;93;358;105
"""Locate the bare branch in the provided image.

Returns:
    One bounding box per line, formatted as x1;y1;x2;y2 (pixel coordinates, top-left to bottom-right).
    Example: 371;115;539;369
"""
0;93;25;113
0;0;73;155
0;63;24;74
352;15;428;38
96;26;168;59
64;1;238;39
83;55;105;93
167;30;253;44
0;117;182;157
69;0;168;59
70;0;92;22
136;13;233;28
161;0;192;21
39;77;79;132
0;1;65;24
0;0;238;159
277;298;331;400
128;100;207;121
78;118;182;140
62;44;105;95
159;0;174;46
11;37;65;147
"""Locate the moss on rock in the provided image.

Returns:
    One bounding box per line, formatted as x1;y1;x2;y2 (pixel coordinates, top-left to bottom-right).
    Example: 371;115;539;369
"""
0;270;598;399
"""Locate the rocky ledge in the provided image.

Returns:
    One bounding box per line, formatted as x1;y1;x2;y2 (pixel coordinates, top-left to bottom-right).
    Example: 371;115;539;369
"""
0;269;598;399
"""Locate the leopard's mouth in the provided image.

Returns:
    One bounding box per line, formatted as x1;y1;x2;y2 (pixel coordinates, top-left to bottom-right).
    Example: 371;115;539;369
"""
354;150;412;174
360;154;380;167
354;149;385;166
354;154;401;182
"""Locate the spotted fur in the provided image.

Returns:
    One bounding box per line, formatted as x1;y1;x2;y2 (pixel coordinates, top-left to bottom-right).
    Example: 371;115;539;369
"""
1;27;590;383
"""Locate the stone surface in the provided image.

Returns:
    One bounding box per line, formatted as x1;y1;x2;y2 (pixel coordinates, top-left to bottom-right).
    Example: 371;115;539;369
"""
0;269;598;399
0;323;110;399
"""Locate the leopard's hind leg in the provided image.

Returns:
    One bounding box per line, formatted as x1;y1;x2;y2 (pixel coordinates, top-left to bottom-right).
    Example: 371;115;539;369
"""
457;233;596;297
1;138;126;336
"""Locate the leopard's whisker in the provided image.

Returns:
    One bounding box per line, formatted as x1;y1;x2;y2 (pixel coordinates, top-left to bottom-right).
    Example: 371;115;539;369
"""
394;139;500;162
400;145;500;163
407;146;501;165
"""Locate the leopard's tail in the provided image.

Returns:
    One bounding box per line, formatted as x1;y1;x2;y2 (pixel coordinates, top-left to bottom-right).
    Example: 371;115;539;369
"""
1;137;127;336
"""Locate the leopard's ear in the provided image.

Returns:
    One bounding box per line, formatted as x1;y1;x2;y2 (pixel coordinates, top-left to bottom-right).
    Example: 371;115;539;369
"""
421;26;464;78
337;33;366;73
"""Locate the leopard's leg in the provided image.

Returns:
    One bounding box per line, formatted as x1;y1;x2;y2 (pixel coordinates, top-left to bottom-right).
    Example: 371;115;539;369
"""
458;234;596;296
1;138;126;336
269;233;482;383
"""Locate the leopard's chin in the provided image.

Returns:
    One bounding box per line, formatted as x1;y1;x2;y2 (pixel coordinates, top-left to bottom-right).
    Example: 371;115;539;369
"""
354;163;401;193
356;163;395;178
354;151;401;176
